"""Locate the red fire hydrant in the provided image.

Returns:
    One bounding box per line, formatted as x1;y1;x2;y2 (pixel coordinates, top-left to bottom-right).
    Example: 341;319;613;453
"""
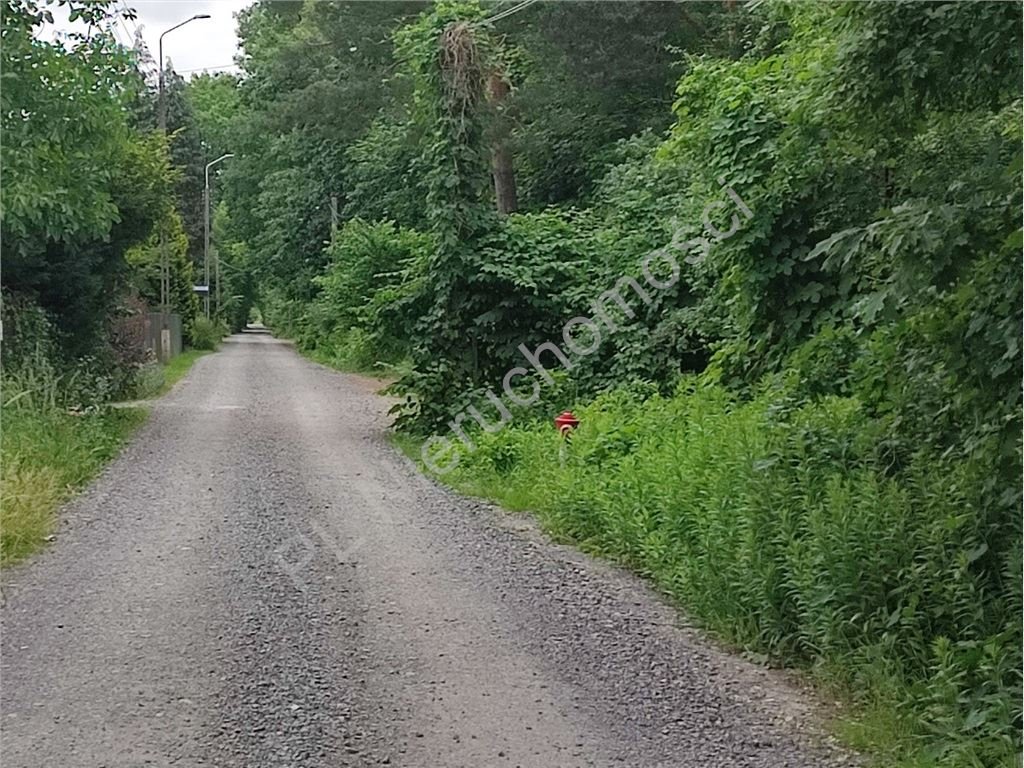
554;410;580;437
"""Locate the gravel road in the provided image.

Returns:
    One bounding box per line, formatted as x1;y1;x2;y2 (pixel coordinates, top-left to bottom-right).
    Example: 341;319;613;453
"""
1;331;854;767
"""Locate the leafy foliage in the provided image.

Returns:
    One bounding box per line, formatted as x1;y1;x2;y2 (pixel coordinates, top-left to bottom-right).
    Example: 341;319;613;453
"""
2;0;204;360
5;0;1021;762
287;218;433;371
188;316;228;351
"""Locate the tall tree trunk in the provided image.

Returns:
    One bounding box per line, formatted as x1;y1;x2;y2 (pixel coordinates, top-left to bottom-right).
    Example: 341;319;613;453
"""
487;72;518;215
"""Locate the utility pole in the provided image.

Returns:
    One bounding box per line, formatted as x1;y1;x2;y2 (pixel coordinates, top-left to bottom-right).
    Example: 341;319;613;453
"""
330;195;339;238
203;185;210;318
204;153;233;319
487;70;518;215
215;245;222;317
158;13;210;357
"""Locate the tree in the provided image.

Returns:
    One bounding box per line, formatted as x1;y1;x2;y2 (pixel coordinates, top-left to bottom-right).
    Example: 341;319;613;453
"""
186;73;243;162
1;0;175;355
497;1;760;205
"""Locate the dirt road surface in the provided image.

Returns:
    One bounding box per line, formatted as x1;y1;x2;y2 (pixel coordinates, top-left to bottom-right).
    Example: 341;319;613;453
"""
1;331;854;767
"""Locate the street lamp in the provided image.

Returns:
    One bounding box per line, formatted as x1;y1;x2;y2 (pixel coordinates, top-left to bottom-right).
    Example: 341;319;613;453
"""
158;14;210;132
204;153;234;318
156;13;210;355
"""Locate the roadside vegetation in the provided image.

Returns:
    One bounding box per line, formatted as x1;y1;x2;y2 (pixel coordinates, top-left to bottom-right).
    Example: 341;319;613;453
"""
0;300;213;564
435;383;1019;766
158;349;210;393
3;0;1020;765
1;394;146;564
2;1;232;563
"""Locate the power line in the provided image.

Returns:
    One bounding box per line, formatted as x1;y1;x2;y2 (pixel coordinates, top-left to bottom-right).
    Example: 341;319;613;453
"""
119;0;140;44
483;0;540;25
176;63;241;74
118;0;161;79
486;0;538;24
115;14;134;49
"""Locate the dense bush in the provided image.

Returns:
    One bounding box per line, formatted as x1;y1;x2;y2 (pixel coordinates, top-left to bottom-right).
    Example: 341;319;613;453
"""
188;316;229;351
264;219;433;372
1;292;154;406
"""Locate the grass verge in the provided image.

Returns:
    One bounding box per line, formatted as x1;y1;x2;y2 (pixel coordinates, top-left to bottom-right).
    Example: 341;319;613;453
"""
1;406;147;564
159;349;211;394
1;349;212;565
292;343;408;387
264;324;410;381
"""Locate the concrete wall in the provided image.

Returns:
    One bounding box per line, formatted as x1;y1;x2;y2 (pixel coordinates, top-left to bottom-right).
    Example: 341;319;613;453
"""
143;313;182;362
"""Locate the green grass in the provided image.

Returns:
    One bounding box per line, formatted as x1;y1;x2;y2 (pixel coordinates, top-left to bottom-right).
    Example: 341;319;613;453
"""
1;405;147;564
298;342;409;383
399;382;1021;768
159;349;211;394
1;349;212;565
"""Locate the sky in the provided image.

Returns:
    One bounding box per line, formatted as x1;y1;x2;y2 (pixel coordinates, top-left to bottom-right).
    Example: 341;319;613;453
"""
50;0;254;77
122;0;253;75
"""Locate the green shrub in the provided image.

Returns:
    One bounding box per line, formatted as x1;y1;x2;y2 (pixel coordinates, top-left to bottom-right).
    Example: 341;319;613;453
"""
188;317;228;350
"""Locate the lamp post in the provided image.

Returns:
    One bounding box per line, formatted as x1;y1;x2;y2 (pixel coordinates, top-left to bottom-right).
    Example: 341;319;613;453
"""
204;153;234;318
156;13;210;358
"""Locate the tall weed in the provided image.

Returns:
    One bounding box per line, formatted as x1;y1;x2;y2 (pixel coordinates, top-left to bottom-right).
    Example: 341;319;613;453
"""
1;375;146;563
1;296;150;562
